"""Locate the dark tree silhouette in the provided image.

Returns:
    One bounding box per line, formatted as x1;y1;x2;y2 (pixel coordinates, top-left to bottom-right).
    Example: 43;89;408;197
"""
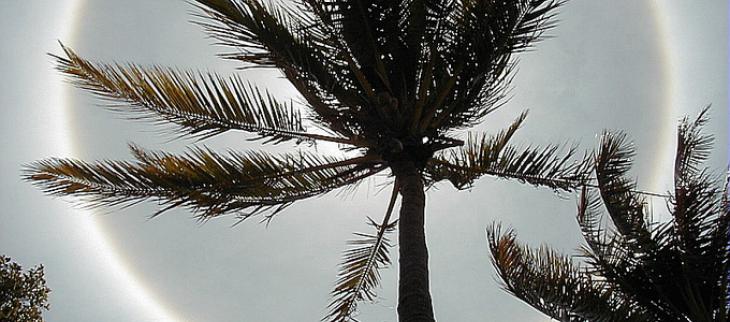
489;108;730;322
25;1;591;320
0;255;50;322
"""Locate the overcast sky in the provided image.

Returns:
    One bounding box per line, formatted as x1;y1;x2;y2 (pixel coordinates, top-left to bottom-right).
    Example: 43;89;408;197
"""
1;1;727;322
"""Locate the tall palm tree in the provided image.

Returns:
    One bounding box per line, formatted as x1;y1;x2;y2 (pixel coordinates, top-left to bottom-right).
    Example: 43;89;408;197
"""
25;1;590;321
489;108;729;322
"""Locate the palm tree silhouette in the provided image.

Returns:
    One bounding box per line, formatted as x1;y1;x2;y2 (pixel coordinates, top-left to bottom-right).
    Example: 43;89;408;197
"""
489;108;729;321
26;1;590;321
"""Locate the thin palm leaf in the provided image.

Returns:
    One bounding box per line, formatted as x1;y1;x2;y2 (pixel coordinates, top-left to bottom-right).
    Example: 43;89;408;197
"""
326;181;400;322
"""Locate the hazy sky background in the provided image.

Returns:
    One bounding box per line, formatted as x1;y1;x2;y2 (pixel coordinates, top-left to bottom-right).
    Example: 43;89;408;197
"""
1;1;727;321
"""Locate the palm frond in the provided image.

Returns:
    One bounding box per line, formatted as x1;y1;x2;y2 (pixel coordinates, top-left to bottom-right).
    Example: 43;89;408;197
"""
326;0;401;92
24;145;384;222
303;0;450;111
54;44;354;145
675;106;713;182
575;185;637;292
400;0;452;110
576;186;606;252
487;224;575;321
594;131;656;253
192;0;365;137
487;224;645;322
425;111;591;190
665;108;728;318
670;169;724;264
582;132;685;319
670;107;723;255
421;0;563;131
587;129;728;321
193;0;321;67
191;0;567;144
325;181;400;322
574;186;657;300
405;0;452;50
718;174;730;319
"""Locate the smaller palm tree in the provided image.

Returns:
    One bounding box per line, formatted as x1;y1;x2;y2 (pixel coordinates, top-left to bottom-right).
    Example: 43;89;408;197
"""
488;108;730;322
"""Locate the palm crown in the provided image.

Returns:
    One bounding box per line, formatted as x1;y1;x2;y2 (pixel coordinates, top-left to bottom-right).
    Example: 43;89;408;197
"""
26;0;592;320
489;108;730;321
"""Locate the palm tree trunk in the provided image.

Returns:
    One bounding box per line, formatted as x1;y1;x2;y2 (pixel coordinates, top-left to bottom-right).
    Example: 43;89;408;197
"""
395;162;435;322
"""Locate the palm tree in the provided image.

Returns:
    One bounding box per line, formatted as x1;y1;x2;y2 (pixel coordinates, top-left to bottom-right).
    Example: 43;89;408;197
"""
25;1;591;321
488;108;729;322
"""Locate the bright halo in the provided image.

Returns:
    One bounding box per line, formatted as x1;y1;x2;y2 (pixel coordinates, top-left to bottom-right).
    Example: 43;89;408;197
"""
58;0;180;321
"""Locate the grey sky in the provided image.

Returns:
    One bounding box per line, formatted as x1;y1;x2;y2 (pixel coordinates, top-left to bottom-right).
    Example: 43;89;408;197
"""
1;1;727;322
